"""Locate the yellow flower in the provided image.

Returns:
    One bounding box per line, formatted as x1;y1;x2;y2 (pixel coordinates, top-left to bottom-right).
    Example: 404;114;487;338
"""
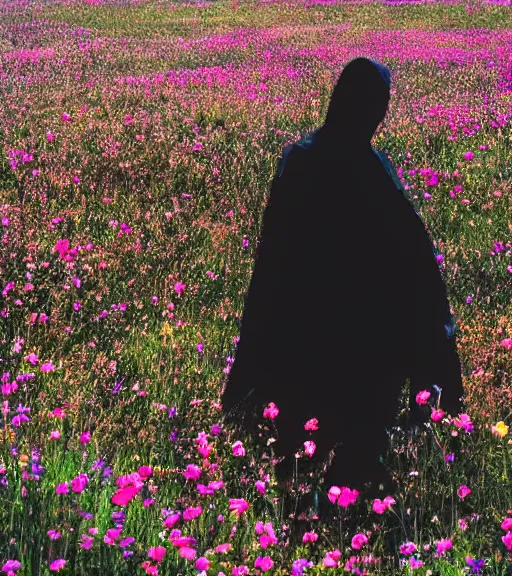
160;321;173;337
492;421;509;438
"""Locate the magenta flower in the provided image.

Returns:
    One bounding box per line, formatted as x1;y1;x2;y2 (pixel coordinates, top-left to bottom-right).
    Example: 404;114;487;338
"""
302;531;318;543
179;546;196;560
80;431;91;444
183;464;201;481
327;485;341;503
400;542;417;555
254;556;274;572
502;518;512;531
196;557;210;571
453;414;474;433
47;529;62;540
337;486;359;508
304;418;319;431
464;151;475;161
304;440;316;457
2;560;22;572
148;547;166;563
49;559;66;572
431;408;445;422
263;402;279;420
163;512;181;529
138;466;153;480
410;557;424;569
79;535;94;550
174;282;186;296
457;485;472;499
71;474;88;493
40;362;56;373
372;496;396;514
323;550;341;568
351;533;368;549
255;480;266;495
111;485;141;507
502;531;512;551
436;538;453;556
229;498;249;517
55;482;69;495
232;440;245;457
215;543;232;554
416;390;431;405
500;338;512;350
183;506;202;521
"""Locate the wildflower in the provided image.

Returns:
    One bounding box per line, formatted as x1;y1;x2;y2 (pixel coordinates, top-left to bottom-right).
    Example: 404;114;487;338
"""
302;531;318;543
263;402;279;420
304;418;319;431
80;431;91;444
337;486;359;508
179;546;196;560
410;557;423;569
196;558;210;571
2;560;22;572
416;390;430;405
174;282;186;296
138;466;153;480
47;530;62;540
56;482;69;495
351;533;368;549
242;238;249;248
466;557;485;574
148;547;166;563
436;538;453;556
232;441;245;457
431;408;445;422
229;498;249;517
502;531;512;551
457;485;472;499
327;485;341;503
501;338;512;350
120;537;135;548
464;151;475;161
255;480;266;494
183;506;202;521
323;550;342;568
453;414;474;433
501;518;512;531
111;485;141;506
292;559;313;575
445;452;455;462
400;542;417;555
372;496;396;514
40;362;56;373
71;474;88;493
183;464;201;481
49;559;66;572
215;543;232;554
163;512;181;529
254;556;273;572
79;535;94;550
304;440;316;457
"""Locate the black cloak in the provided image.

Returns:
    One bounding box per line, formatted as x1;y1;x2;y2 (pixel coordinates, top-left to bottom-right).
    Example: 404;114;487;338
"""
221;58;464;493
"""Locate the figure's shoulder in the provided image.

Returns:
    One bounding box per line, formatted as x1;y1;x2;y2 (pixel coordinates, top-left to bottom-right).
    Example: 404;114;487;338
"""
276;136;311;179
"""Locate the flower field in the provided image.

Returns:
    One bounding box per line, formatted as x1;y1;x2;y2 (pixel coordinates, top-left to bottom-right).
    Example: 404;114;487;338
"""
1;0;512;573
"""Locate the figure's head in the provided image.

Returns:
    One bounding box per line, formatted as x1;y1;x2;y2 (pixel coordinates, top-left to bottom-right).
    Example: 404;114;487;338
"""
324;57;391;144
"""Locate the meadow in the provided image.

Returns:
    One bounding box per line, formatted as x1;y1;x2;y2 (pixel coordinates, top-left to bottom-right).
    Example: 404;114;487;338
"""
1;0;512;573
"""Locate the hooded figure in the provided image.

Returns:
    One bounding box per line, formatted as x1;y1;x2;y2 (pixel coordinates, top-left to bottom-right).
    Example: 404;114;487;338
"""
221;57;464;496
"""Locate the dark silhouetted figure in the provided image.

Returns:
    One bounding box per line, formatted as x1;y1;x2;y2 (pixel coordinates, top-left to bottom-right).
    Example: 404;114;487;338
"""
221;57;464;498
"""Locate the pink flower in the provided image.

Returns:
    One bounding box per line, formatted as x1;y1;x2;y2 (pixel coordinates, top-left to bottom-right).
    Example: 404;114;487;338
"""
179;546;196;561
453;414;474;433
138;466;153;480
80;535;94;550
196;557;210;571
323;550;341;568
302;531;318;543
431;408;445;422
183;464;201;481
501;518;512;531
502;531;512;551
327;486;341;503
263;402;279;420
351;533;368;550
254;556;273;572
183;506;202;521
255;480;266;495
2;560;22;572
71;473;88;493
55;482;68;495
50;430;61;440
304;418;319;431
174;282;186;296
416;390;431;405
304;440;316;457
400;542;417;555
148;547;166;563
229;498;249;517
112;485;142;506
436;538;453;556
80;431;91;444
47;529;62;540
49;559;66;572
215;543;232;554
232;441;245;457
500;338;512;350
410;557;424;569
337;486;359;508
372;496;396;514
457;485;472;499
163;513;181;529
40;362;56;373
464;151;475;161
